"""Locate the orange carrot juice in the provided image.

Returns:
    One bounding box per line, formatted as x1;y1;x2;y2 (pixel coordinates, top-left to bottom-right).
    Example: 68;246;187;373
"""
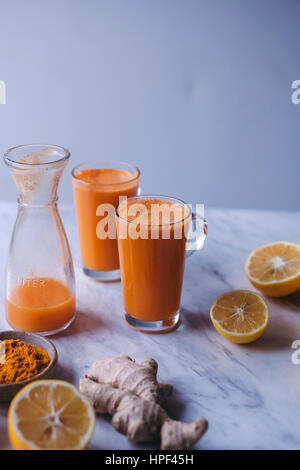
72;163;140;280
116;197;191;329
6;278;75;333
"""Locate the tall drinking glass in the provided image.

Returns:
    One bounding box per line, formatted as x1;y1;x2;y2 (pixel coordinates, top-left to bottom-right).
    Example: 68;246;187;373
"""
72;161;140;281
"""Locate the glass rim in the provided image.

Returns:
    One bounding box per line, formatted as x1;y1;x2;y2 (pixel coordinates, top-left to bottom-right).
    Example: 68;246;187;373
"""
3;143;70;168
71;160;140;187
115;194;192;227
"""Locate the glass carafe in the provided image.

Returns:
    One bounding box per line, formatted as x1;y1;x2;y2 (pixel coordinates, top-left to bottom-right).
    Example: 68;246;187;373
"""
4;144;76;336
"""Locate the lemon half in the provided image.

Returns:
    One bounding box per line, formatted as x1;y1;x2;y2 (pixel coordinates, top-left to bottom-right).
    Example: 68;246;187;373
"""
210;290;269;344
245;241;300;297
8;380;96;450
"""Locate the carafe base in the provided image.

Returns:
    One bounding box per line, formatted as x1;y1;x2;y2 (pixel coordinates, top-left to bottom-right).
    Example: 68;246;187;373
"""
125;311;180;333
6;314;75;337
82;265;121;282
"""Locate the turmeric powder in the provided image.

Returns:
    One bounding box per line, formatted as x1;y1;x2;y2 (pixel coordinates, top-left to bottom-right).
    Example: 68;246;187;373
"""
0;339;50;384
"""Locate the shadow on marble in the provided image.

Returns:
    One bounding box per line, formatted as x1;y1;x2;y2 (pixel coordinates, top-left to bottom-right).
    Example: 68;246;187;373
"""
89;414;161;450
0;423;9;449
54;310;107;338
241;322;296;352
0;402;9;449
163;390;186;421
241;292;300;351
181;308;212;332
274;291;300;314
54;362;77;384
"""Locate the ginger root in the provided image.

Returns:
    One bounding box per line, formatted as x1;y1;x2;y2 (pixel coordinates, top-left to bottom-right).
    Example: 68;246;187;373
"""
86;356;173;404
80;355;208;449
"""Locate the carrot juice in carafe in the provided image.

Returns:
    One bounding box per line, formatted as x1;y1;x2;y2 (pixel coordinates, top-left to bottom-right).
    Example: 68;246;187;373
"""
4;144;76;335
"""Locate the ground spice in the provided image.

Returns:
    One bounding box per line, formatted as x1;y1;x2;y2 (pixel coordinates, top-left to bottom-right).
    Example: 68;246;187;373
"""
0;339;50;384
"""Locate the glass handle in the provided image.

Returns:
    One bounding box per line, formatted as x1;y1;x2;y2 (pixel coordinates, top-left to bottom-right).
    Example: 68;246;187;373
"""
186;212;207;258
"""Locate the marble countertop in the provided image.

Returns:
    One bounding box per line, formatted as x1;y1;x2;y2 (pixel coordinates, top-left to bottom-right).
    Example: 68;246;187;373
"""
0;202;300;450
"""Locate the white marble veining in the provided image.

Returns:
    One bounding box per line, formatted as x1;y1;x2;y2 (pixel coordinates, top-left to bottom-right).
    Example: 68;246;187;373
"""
0;202;300;450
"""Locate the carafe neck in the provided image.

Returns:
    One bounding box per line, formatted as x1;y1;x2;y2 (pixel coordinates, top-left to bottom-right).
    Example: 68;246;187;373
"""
4;145;70;206
10;164;66;206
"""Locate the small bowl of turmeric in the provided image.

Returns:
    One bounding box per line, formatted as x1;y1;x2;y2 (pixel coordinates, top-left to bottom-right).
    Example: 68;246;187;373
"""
0;330;57;401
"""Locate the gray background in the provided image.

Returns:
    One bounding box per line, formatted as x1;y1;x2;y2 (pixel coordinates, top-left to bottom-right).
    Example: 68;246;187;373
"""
0;0;299;209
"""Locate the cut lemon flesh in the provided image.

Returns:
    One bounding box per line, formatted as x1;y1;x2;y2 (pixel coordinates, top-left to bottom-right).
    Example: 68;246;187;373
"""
210;290;269;343
8;380;96;450
245;241;300;297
